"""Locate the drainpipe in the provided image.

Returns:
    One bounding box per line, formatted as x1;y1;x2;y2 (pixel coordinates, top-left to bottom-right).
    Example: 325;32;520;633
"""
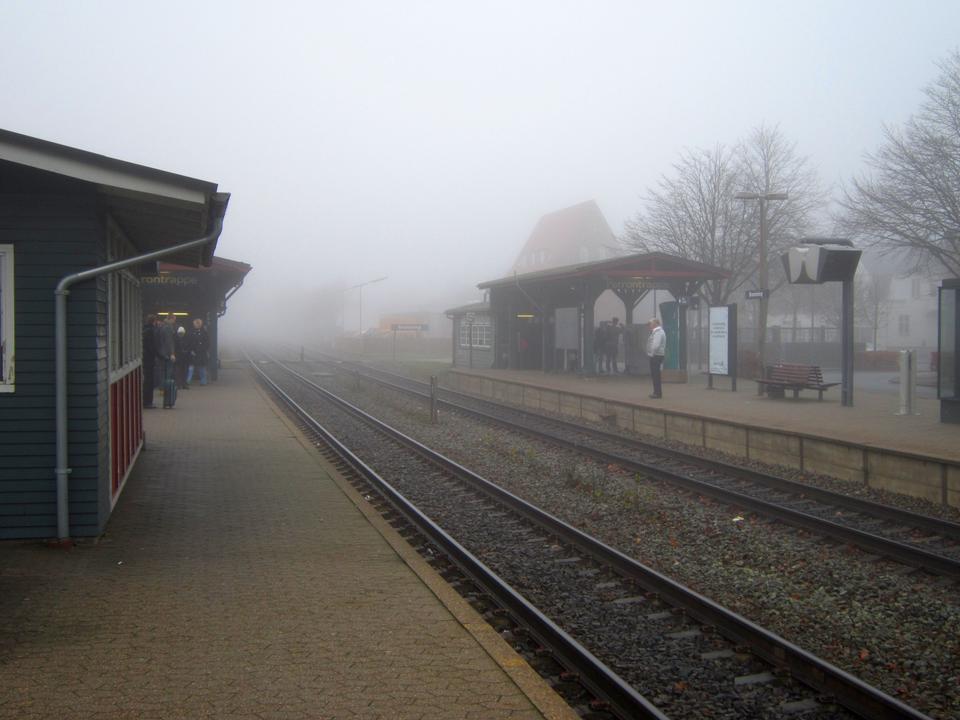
54;193;229;541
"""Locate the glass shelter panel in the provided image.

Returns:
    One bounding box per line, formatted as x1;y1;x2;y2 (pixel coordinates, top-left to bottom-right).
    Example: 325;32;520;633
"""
939;287;956;399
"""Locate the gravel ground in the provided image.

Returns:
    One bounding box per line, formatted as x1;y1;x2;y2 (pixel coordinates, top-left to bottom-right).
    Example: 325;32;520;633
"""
313;366;960;720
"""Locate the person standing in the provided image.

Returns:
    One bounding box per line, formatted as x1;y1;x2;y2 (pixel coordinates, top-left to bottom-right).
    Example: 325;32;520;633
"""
606;317;622;374
174;326;189;389
142;314;157;408
594;321;608;374
646;317;666;399
186;318;210;386
155;315;177;408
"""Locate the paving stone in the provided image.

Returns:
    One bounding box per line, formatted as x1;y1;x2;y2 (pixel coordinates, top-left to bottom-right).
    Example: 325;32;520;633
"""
0;368;567;720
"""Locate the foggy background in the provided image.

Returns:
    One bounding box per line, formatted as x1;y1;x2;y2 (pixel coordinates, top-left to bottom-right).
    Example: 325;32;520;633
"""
2;1;958;343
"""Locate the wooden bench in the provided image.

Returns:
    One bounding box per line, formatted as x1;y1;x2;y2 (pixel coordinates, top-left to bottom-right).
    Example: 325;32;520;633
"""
755;363;839;400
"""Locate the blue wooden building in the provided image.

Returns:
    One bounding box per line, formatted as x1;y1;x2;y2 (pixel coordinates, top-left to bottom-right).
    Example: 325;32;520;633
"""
0;129;229;540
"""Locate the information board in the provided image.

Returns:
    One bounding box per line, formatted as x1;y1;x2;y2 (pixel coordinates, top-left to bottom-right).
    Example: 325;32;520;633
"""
709;306;730;375
554;307;579;350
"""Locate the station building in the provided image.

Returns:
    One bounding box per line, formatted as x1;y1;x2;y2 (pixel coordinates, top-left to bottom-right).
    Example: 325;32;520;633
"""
141;256;251;382
0;129;230;540
448;252;728;376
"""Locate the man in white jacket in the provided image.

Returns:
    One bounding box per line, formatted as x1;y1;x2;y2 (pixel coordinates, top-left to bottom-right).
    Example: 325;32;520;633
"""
645;317;666;399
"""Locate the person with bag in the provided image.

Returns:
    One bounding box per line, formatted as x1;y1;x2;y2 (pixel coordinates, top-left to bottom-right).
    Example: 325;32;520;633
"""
155;315;177;408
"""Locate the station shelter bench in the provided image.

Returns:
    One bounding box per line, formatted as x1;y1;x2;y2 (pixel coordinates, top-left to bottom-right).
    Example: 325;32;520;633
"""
756;363;839;400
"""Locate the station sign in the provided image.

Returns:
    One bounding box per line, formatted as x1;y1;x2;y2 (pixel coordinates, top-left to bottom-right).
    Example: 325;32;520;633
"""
606;278;670;292
391;323;429;332
745;289;768;300
142;274;200;286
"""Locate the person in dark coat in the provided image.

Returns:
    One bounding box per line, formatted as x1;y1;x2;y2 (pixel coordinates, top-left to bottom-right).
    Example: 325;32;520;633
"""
594;322;608;374
605;317;622;374
142;314;157;408
186;318;210;386
155;315;178;407
174;326;189;389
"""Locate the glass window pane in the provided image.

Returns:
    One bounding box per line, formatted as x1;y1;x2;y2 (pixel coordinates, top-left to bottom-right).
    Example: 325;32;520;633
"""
940;289;956;398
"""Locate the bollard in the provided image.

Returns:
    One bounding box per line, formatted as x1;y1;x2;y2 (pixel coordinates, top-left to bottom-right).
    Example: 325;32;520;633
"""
897;350;920;416
430;375;439;424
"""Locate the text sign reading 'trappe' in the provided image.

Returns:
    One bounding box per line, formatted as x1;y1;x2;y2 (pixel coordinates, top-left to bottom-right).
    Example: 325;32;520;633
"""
392;324;429;332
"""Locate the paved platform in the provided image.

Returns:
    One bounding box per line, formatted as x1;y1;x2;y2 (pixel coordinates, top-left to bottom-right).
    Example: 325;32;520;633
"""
449;367;959;463
0;367;574;720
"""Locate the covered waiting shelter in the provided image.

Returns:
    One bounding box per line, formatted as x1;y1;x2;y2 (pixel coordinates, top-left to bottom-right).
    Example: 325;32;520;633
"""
477;252;728;375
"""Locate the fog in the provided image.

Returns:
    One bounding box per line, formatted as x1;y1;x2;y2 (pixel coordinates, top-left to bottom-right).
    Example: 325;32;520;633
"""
2;1;957;344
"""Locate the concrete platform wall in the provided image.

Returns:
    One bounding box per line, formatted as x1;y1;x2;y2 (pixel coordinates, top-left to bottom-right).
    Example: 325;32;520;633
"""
446;371;959;509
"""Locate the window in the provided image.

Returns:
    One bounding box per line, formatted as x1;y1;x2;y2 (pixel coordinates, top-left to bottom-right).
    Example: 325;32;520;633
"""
459;319;492;348
106;221;142;378
109;270;142;376
898;314;910;337
0;244;13;391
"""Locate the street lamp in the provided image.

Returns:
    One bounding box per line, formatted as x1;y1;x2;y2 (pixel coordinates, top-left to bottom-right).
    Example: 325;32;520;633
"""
735;191;788;393
345;275;388;336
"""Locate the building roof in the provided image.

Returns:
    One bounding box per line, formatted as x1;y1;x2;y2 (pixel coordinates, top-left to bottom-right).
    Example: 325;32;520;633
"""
159;255;252;277
444;301;490;317
479;251;730;290
510;200;618;273
0;128;228;266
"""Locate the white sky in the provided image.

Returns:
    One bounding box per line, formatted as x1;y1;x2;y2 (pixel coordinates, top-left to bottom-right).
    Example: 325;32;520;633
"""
2;1;958;334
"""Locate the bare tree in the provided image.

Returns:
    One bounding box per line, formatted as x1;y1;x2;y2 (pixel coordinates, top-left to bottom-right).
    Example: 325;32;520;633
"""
738;124;829;284
855;268;893;350
622;125;826;308
622;144;750;305
838;50;960;276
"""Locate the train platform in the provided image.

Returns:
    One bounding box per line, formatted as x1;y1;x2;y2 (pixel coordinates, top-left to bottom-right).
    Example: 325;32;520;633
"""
0;366;575;720
445;367;960;508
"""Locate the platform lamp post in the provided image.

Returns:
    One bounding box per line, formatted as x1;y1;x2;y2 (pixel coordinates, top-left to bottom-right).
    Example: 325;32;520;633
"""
347;275;388;337
735;191;788;393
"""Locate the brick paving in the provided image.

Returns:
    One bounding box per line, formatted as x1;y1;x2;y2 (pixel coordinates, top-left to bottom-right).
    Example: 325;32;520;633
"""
0;368;571;720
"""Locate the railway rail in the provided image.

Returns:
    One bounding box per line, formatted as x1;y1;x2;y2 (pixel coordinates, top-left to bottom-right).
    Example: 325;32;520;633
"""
307;354;960;580
251;352;932;720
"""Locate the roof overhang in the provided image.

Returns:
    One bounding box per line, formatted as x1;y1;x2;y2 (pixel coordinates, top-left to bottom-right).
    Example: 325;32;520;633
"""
0;128;226;267
479;252;730;290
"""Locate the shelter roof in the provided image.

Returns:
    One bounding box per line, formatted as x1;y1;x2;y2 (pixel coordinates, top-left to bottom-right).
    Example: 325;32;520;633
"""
160;255;252;278
479;251;730;289
0;128;228;266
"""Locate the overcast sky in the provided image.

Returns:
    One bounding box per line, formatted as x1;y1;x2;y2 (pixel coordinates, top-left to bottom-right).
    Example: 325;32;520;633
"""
2;1;958;334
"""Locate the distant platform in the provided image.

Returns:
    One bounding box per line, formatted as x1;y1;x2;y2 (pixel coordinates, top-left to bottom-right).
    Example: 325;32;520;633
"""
446;367;960;509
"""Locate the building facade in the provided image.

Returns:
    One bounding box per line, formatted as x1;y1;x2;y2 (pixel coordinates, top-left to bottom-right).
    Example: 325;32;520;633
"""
0;129;229;539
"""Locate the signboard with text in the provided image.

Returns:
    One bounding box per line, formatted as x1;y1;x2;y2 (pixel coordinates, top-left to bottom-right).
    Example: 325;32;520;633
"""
709;306;730;375
708;304;738;390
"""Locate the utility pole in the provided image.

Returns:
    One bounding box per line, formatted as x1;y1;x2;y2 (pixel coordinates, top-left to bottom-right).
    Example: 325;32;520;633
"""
736;191;788;392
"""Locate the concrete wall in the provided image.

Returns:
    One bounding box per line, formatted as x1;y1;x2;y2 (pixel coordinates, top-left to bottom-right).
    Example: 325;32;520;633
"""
445;370;960;509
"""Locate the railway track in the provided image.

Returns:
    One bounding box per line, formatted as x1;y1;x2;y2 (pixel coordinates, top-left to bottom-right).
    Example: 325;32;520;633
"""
308;354;960;580
251;352;932;720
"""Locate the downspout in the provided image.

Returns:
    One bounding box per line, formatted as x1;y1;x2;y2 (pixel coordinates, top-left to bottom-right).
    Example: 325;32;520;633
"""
55;193;229;541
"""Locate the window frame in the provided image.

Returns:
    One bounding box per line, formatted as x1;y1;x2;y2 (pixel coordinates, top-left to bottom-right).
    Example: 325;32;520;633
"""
0;244;13;392
459;318;492;349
